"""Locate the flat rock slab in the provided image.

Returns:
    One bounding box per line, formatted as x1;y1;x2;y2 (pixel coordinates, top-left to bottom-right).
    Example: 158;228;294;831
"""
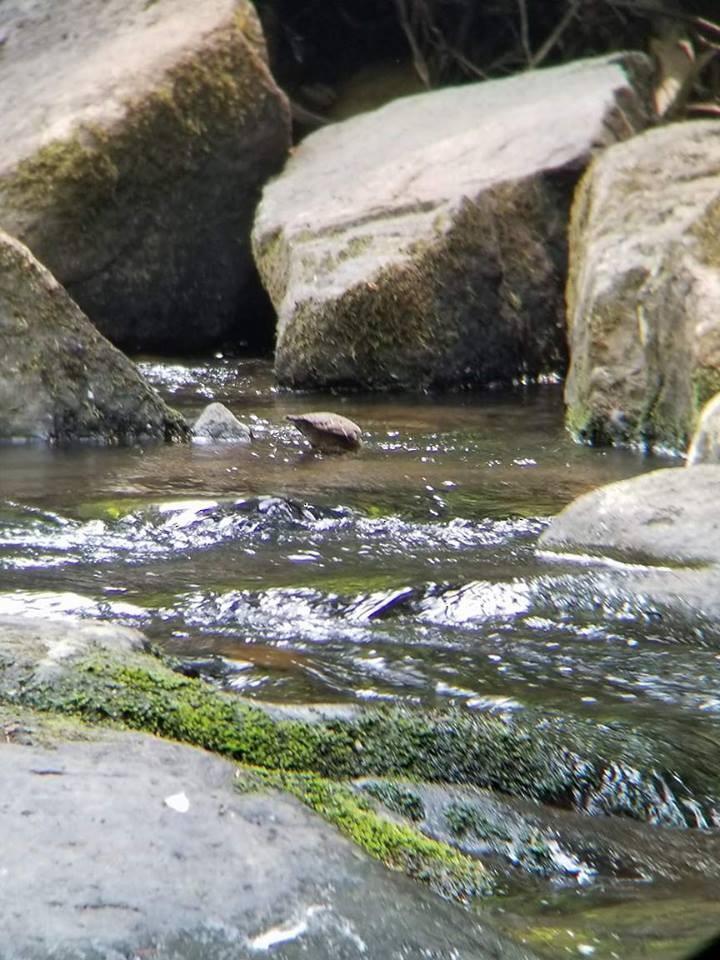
0;733;532;960
0;0;290;352
254;53;653;390
564;119;720;452
539;465;720;621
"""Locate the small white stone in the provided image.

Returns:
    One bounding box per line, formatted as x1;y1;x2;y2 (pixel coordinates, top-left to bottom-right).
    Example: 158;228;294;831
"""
164;791;190;813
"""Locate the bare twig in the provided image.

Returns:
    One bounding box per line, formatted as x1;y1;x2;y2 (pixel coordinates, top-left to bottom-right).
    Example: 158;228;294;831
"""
517;0;531;65
686;101;720;116
688;15;720;38
394;0;432;88
529;0;579;69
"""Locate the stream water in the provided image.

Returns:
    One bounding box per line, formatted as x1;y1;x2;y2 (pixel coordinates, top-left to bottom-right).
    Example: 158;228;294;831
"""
1;357;718;958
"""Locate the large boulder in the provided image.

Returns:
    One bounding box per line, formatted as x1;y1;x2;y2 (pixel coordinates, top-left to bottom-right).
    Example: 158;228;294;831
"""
564;120;720;452
253;54;654;391
538;465;720;621
0;0;291;352
0;231;187;443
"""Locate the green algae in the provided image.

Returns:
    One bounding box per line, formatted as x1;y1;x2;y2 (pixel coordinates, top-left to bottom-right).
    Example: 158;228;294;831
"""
360;780;426;821
6;645;718;860
254;769;491;900
445;800;512;842
508;890;720;960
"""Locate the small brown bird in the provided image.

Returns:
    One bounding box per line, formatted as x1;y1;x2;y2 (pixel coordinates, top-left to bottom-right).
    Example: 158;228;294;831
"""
286;411;362;453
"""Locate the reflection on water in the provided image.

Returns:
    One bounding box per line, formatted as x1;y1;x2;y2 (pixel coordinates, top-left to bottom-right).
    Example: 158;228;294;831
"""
1;357;717;958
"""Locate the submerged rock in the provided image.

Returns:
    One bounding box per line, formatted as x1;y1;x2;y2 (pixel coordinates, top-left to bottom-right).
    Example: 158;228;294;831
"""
687;391;720;465
287;411;362;452
253;53;654;390
192;401;252;444
0;231;188;444
564;120;720;452
0;0;290;352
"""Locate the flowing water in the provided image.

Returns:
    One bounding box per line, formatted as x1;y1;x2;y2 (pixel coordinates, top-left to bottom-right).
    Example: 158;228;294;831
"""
1;357;718;958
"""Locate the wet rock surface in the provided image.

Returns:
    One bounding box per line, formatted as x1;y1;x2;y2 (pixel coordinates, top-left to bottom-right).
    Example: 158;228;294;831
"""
253;53;654;390
564;120;720;452
0;731;532;960
0;0;290;352
192;402;252;444
0;232;187;444
688;391;720;465
358;778;720;884
539;465;720;620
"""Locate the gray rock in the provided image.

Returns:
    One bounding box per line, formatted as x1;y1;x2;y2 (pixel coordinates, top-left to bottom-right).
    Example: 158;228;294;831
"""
0;0;290;353
0;616;533;959
192;402;252;444
0;733;535;960
253;54;654;391
564;120;720;452
540;466;720;566
687;391;720;465
0;614;148;688
0;231;187;444
538;466;720;620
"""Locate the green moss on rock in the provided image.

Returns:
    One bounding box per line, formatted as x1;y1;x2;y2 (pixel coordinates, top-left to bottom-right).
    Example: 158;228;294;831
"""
255;769;491;900
8;648;717;833
4;17;267;227
360;780;426;821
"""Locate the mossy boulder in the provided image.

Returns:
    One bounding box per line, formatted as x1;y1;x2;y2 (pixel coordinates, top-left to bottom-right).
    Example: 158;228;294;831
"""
564;120;720;452
253;54;654;390
0;0;290;352
0;231;187;443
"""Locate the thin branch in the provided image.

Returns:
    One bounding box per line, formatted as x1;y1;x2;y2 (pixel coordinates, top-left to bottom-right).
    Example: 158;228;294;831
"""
517;0;531;65
695;16;720;39
686;102;720;116
529;0;579;69
394;0;432;88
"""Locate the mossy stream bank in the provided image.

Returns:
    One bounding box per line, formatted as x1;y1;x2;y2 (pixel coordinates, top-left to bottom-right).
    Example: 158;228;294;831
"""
4;620;720;957
4;620;718;875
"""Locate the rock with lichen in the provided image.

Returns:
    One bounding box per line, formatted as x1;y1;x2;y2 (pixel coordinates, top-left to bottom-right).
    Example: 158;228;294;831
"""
687;391;720;465
0;230;188;444
0;0;290;352
252;54;654;391
564;120;720;453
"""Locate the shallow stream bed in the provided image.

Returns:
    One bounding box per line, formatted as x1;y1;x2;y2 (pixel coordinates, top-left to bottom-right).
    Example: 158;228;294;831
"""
1;358;718;958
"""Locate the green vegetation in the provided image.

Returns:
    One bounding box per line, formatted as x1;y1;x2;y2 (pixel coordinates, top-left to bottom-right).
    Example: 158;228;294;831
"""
256;769;490;899
360;780;426;821
3;8;270;230
11;646;717;830
445;800;511;842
